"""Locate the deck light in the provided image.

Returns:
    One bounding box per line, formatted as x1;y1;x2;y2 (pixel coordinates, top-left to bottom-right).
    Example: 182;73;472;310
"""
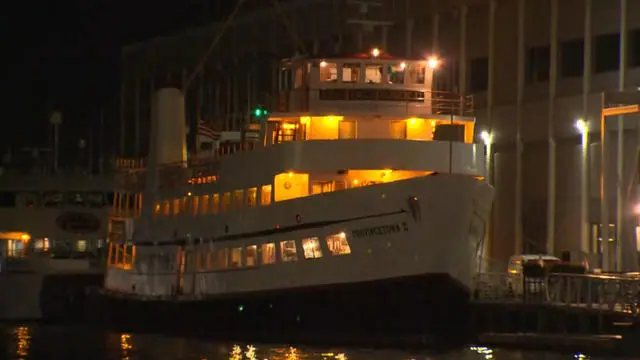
371;48;380;57
427;56;439;69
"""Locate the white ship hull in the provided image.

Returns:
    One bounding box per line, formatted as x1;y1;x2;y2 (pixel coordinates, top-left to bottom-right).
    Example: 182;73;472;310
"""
93;174;493;347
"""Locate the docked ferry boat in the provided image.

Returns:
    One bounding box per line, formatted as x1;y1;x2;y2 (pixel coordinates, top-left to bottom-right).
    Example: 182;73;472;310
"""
0;168;117;321
92;49;494;346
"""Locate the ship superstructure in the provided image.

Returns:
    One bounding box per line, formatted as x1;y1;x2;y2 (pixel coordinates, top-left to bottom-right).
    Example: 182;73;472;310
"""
93;46;493;346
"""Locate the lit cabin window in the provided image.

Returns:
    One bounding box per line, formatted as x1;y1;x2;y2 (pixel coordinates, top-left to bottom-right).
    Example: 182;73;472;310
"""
191;196;199;215
246;188;257;208
342;63;360;83
365;64;382;83
261;185;272;206
338;120;356;139
326;232;351;255
245;245;258;267
261;243;276;264
230;247;242;268
319;61;338;82
172;199;180;216
200;195;209;215
390;120;407;139
162;200;170;216
221;192;231;213
77;240;87;252
311;181;334;195
408;63;426;84
34;238;50;252
216;248;229;269
302;237;322;259
153;201;161;216
280;240;298;262
274;172;309;202
387;63;406;84
211;193;220;214
7;239;26;258
207;250;215;269
232;190;243;210
180;197;188;213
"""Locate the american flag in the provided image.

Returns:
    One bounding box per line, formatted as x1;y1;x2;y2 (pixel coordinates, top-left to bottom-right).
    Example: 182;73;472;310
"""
197;120;220;140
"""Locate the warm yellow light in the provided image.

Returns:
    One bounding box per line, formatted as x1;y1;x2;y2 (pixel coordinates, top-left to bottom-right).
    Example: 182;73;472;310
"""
427;56;439;69
288;171;293;177
339;232;346;238
320;60;327;68
371;48;380;57
352;179;359;185
602;104;639;117
187;192;192;196
400;62;406;69
384;169;392;175
20;234;31;241
408;118;417;125
300;116;310;125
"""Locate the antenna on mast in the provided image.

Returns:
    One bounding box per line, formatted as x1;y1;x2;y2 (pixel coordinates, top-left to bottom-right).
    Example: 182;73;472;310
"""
346;0;393;52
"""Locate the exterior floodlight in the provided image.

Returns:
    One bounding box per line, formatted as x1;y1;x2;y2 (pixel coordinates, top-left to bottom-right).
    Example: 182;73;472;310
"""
371;48;380;57
480;130;492;145
575;119;587;134
427;56;439;69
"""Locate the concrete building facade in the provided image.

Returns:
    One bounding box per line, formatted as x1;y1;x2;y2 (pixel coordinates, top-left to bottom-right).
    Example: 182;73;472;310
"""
119;0;640;270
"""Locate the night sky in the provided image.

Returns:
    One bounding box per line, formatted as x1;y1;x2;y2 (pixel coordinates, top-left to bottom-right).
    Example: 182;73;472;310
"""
5;0;235;158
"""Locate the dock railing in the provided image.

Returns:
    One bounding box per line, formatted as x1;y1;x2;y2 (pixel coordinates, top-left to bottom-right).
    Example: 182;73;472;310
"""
473;272;640;315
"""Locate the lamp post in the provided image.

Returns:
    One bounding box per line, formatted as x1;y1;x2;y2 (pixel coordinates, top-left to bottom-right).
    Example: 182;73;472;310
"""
600;98;640;271
481;130;493;184
576;119;589;259
49;111;62;173
479;130;493;273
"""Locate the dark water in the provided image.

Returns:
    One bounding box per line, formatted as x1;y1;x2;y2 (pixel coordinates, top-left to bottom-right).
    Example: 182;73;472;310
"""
0;324;629;360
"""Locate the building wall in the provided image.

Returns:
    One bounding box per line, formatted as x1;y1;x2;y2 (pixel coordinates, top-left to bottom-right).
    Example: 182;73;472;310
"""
120;0;640;267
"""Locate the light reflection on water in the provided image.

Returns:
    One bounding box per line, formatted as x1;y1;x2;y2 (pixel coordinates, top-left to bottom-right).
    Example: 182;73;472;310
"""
0;324;625;360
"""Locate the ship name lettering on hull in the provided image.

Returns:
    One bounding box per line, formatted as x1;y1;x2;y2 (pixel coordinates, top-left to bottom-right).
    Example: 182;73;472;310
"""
351;222;408;238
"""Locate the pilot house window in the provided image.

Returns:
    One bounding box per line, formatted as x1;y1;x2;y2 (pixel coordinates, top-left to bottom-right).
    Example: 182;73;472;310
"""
365;64;383;83
319;62;338;82
408;63;426;84
342;63;360;83
387;63;406;84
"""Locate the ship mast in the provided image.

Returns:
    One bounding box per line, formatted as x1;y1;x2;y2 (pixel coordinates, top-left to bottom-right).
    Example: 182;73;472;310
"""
346;0;393;52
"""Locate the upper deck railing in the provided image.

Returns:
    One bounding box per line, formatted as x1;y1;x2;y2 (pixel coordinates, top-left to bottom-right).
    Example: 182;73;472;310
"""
274;89;474;116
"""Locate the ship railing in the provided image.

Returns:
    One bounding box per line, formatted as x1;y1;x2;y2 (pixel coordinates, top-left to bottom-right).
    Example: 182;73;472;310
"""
273;88;475;116
473;272;640;315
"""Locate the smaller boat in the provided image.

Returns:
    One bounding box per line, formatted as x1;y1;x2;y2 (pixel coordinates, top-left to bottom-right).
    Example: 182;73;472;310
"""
0;166;117;321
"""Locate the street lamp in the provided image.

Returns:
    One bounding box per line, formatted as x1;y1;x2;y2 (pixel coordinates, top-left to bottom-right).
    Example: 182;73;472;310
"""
576;119;589;259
